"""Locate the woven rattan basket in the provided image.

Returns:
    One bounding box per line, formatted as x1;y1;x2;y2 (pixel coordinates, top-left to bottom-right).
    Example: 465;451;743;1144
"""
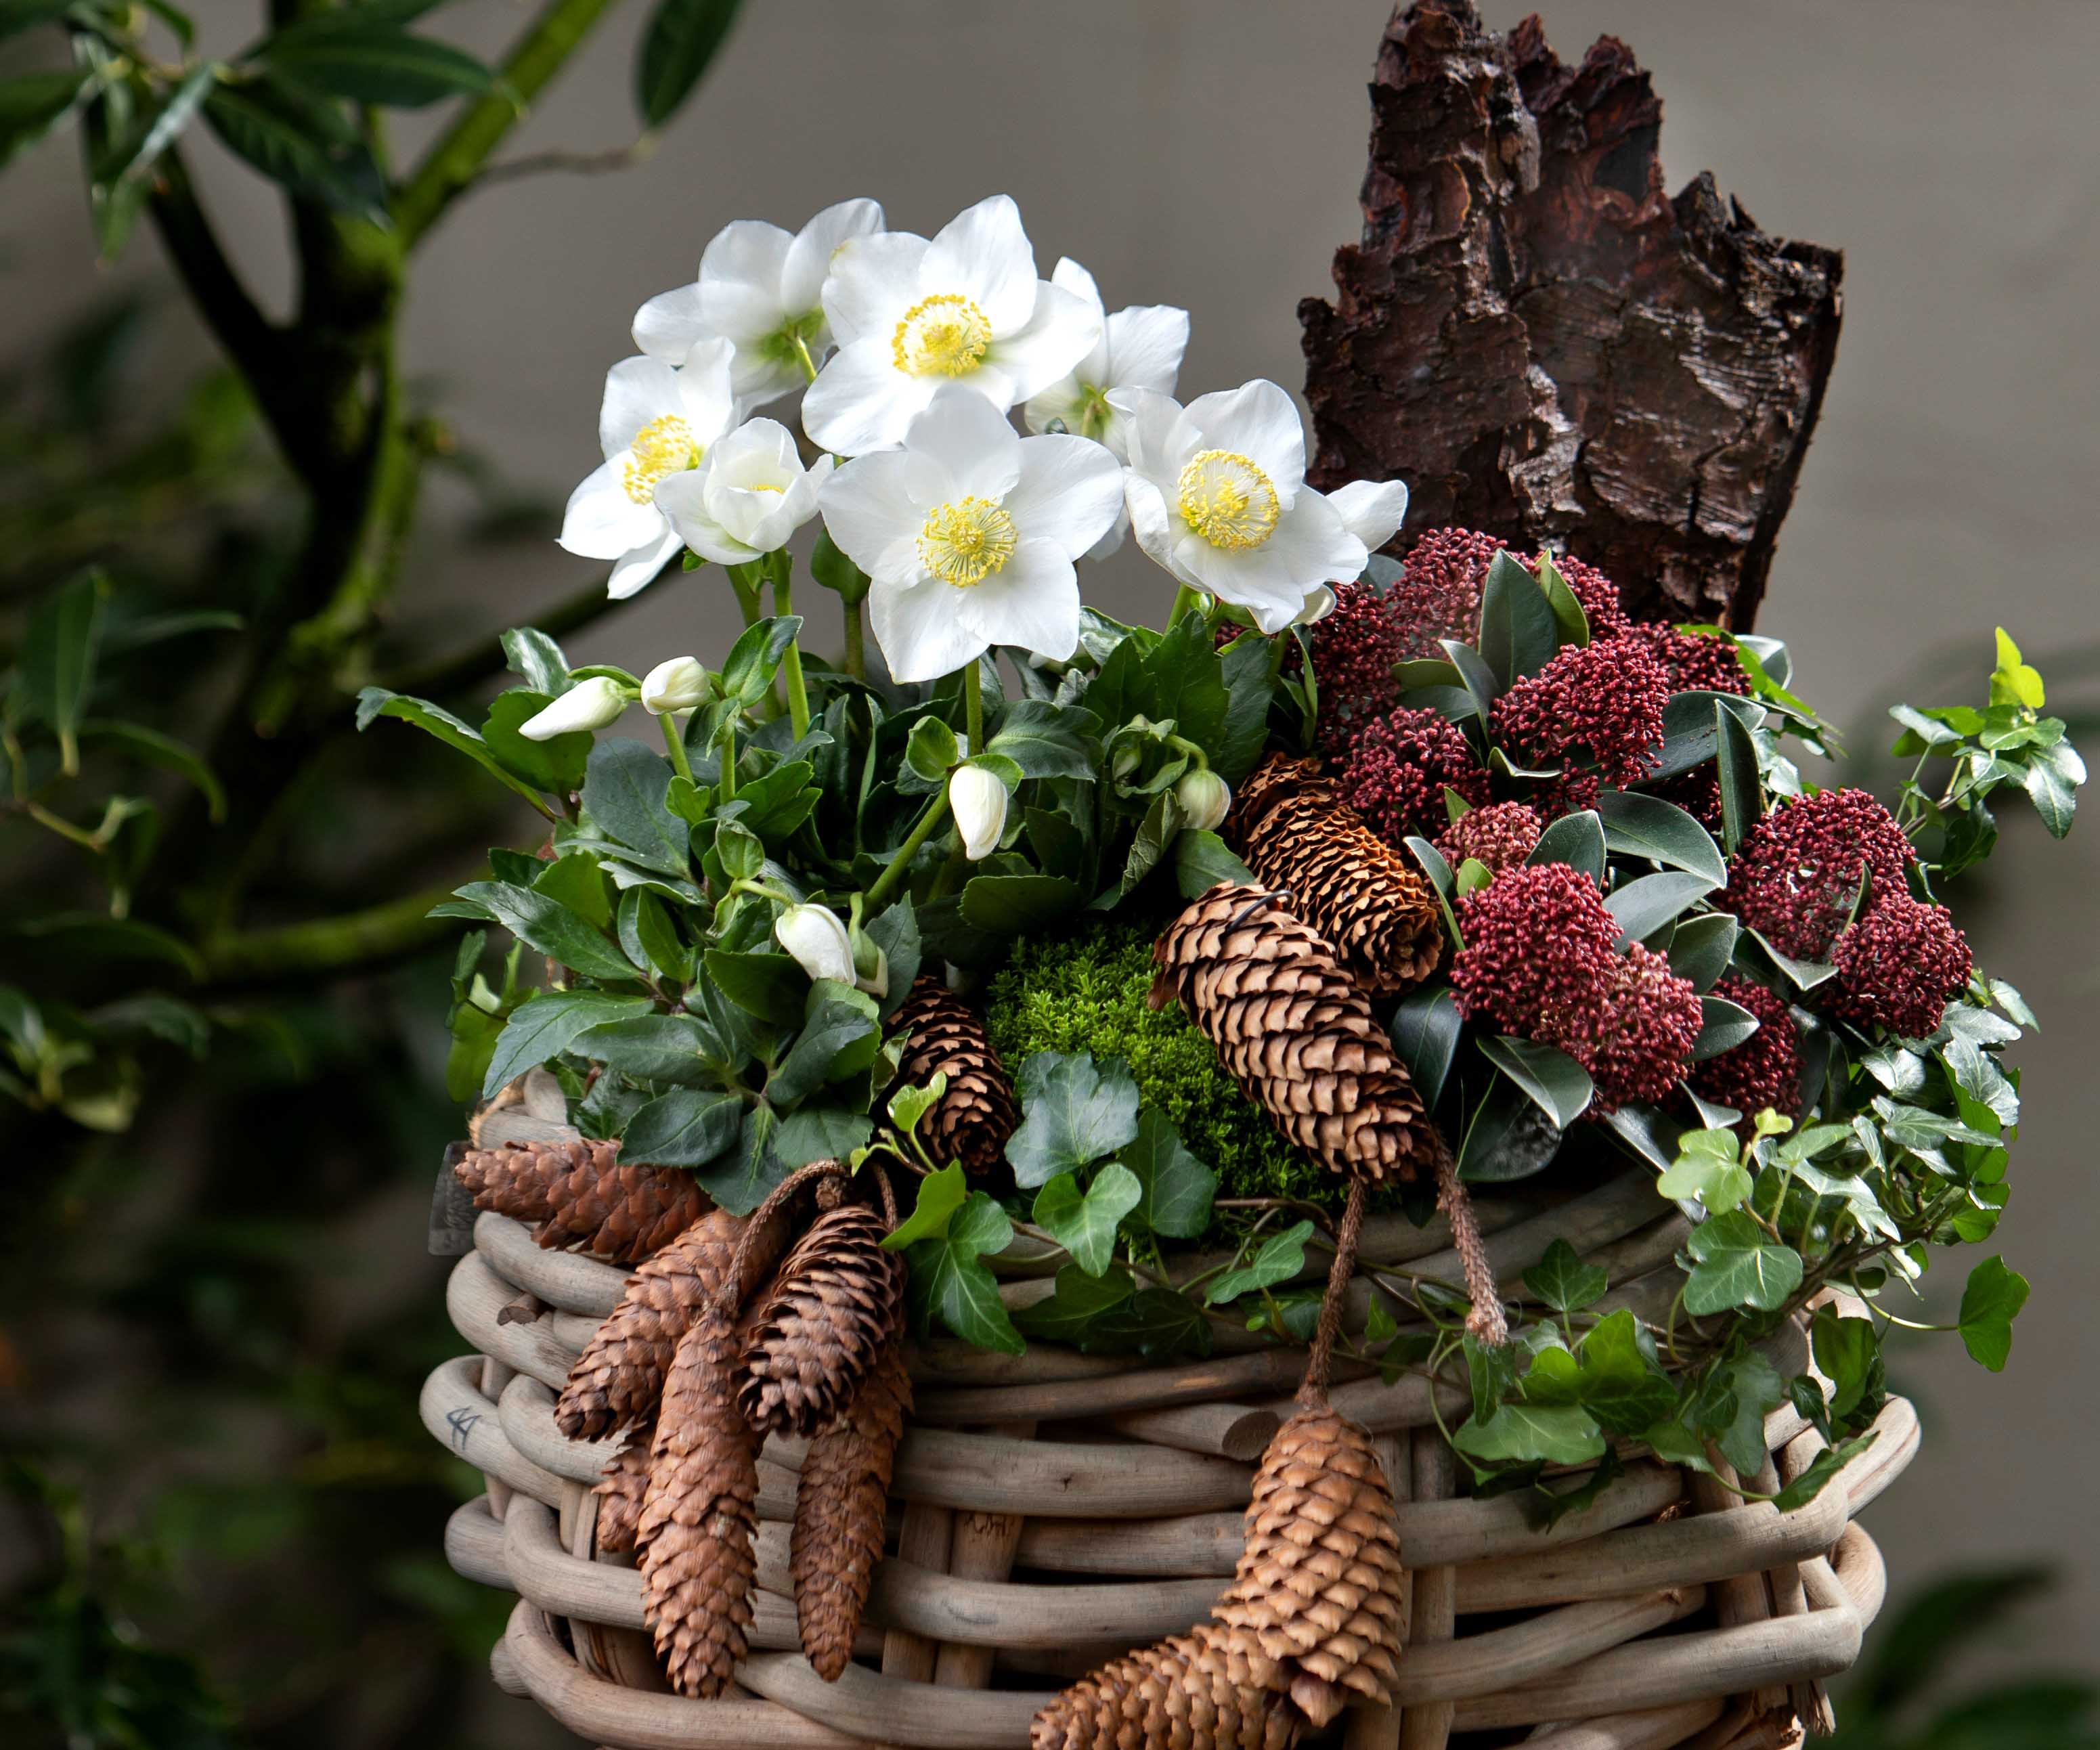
426;1160;1913;1750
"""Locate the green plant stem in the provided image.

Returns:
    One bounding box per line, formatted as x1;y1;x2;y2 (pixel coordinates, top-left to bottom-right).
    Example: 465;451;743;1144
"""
394;0;622;248
776;572;812;740
727;567;764;629
718;719;737;801
200;883;456;984
1168;583;1206;627
841;600;867;682
866;791;951;910
1266;630;1291;685
961;659;984;756
661;713;693;783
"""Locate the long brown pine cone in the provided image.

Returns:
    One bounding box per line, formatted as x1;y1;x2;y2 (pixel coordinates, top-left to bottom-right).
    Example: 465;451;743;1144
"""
556;1206;789;1442
1210;1405;1407;1728
1152;883;1437;1186
637;1306;760;1699
887;974;1018;1174
1225;753;1442;994
738;1202;906;1437
454;1137;709;1262
592;1424;652;1554
789;1340;913;1680
1032;1619;1301;1750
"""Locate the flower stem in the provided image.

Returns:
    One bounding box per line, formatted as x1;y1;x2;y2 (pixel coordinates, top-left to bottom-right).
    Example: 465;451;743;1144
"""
718;718;737;802
865;791;951;910
842;600;867;682
727;567;764;629
661;712;693;783
776;567;812;741
1168;583;1206;628
960;659;984;758
1266;629;1292;685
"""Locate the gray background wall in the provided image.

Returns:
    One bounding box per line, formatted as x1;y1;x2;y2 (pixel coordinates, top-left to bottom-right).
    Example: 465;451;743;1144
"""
7;0;2096;1692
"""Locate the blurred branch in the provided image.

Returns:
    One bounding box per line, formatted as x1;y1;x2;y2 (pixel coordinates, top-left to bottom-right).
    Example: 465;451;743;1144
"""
480;135;659;186
376;566;648;701
200;882;458;985
395;0;624;249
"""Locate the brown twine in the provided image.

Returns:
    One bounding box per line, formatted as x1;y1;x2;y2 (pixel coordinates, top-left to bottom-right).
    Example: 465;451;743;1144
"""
1298;1177;1370;1408
871;1162;899;1231
718;1158;842;1313
1433;1145;1509;1347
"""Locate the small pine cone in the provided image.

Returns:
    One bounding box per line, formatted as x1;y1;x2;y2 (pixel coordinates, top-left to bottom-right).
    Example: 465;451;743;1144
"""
638;1308;760;1699
1225;753;1441;994
738;1203;906;1437
791;1340;913;1680
1211;1407;1407;1728
888;975;1018;1174
1151;885;1437;1186
1032;1620;1301;1750
593;1425;653;1554
556;1207;788;1442
453;1137;709;1263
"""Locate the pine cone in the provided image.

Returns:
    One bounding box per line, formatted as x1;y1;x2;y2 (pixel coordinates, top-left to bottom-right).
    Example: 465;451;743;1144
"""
738;1203;905;1437
1210;1406;1407;1728
1151;885;1437;1185
454;1137;709;1263
888;975;1018;1174
557;1207;787;1442
790;1340;912;1680
637;1307;759;1699
593;1424;652;1554
1225;753;1442;994
1032;1621;1301;1750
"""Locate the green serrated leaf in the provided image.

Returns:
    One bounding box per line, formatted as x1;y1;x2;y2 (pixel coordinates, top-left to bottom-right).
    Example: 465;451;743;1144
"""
1007;1051;1141;1189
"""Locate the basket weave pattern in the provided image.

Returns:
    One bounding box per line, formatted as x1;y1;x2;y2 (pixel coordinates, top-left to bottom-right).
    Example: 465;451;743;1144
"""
426;1172;1913;1750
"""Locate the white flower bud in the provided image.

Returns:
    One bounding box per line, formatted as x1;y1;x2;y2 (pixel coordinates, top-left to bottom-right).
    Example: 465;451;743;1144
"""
774;904;855;986
640;656;708;714
519;675;629;741
948;764;1009;861
1176;768;1232;833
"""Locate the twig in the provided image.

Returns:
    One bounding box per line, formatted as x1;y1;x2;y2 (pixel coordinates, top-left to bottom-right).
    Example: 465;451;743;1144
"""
479;137;658;186
200;881;460;985
374;569;647;701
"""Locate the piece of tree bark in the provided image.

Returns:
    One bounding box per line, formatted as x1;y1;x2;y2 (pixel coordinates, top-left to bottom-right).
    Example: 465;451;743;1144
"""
1300;0;1843;630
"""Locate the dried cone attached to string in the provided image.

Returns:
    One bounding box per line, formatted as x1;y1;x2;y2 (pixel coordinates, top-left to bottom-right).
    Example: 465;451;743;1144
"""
1225;754;1442;994
637;1306;760;1699
1152;884;1437;1186
454;1137;709;1263
592;1424;652;1555
556;1206;786;1442
1031;1620;1301;1750
738;1202;906;1437
790;1340;913;1680
1211;1405;1409;1727
887;974;1018;1173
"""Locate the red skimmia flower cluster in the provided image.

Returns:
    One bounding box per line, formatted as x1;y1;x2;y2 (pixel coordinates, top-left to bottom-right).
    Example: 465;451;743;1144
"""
1386;526;1509;659
1720;789;1917;960
1338;707;1491;844
1691;976;1803;1119
1827;889;1974;1039
1622;621;1751;695
1436;802;1542;875
1451;863;1703;1114
1490;636;1672;787
1307;578;1408;756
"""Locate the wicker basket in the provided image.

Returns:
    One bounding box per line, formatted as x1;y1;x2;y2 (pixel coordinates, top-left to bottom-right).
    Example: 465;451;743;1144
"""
425;1161;1914;1750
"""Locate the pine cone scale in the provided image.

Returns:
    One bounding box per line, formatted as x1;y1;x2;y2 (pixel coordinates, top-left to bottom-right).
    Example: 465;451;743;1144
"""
454;1137;711;1263
888;976;1018;1175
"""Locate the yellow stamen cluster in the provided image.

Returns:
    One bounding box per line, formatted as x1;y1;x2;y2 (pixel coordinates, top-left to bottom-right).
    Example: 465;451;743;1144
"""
622;415;700;503
918;496;1018;587
892;294;992;378
1177;448;1279;551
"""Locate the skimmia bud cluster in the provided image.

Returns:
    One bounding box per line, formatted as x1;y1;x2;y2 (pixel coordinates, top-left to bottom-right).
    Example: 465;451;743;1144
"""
1489;636;1671;787
1338;707;1490;844
1435;801;1542;875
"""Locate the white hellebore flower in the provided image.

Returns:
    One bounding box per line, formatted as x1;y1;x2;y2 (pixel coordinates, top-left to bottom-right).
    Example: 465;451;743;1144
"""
633;199;884;407
1175;768;1233;834
816;385;1124;682
1113;380;1412;634
519;676;630;741
775;904;856;987
802;195;1100;456
948;765;1009;861
653;418;832;565
559;341;739;599
640;657;709;715
1022;259;1188;460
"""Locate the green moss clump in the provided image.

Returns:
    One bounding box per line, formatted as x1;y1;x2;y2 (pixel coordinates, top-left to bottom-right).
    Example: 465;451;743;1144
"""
983;921;1338;1208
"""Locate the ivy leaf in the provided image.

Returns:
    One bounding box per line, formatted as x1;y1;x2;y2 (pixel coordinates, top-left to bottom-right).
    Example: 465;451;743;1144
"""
1080;1284;1211;1359
1564;1310;1678;1437
1463;1327;1530;1424
1771;1432;1878;1511
1453;1401;1606;1468
1682;1210;1803;1314
1206;1220;1315;1306
1811;1307;1881;1420
1013;1263;1135;1343
1523;1238;1608;1313
882;1162;967;1251
1694;1350;1787;1475
1032;1163;1142;1277
1007;1051;1141;1188
619;1087;743;1166
1118;1108;1218;1239
480;990;653;1097
1957;1255;2030;1371
906;1191;1022;1354
1657;1129;1753;1215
